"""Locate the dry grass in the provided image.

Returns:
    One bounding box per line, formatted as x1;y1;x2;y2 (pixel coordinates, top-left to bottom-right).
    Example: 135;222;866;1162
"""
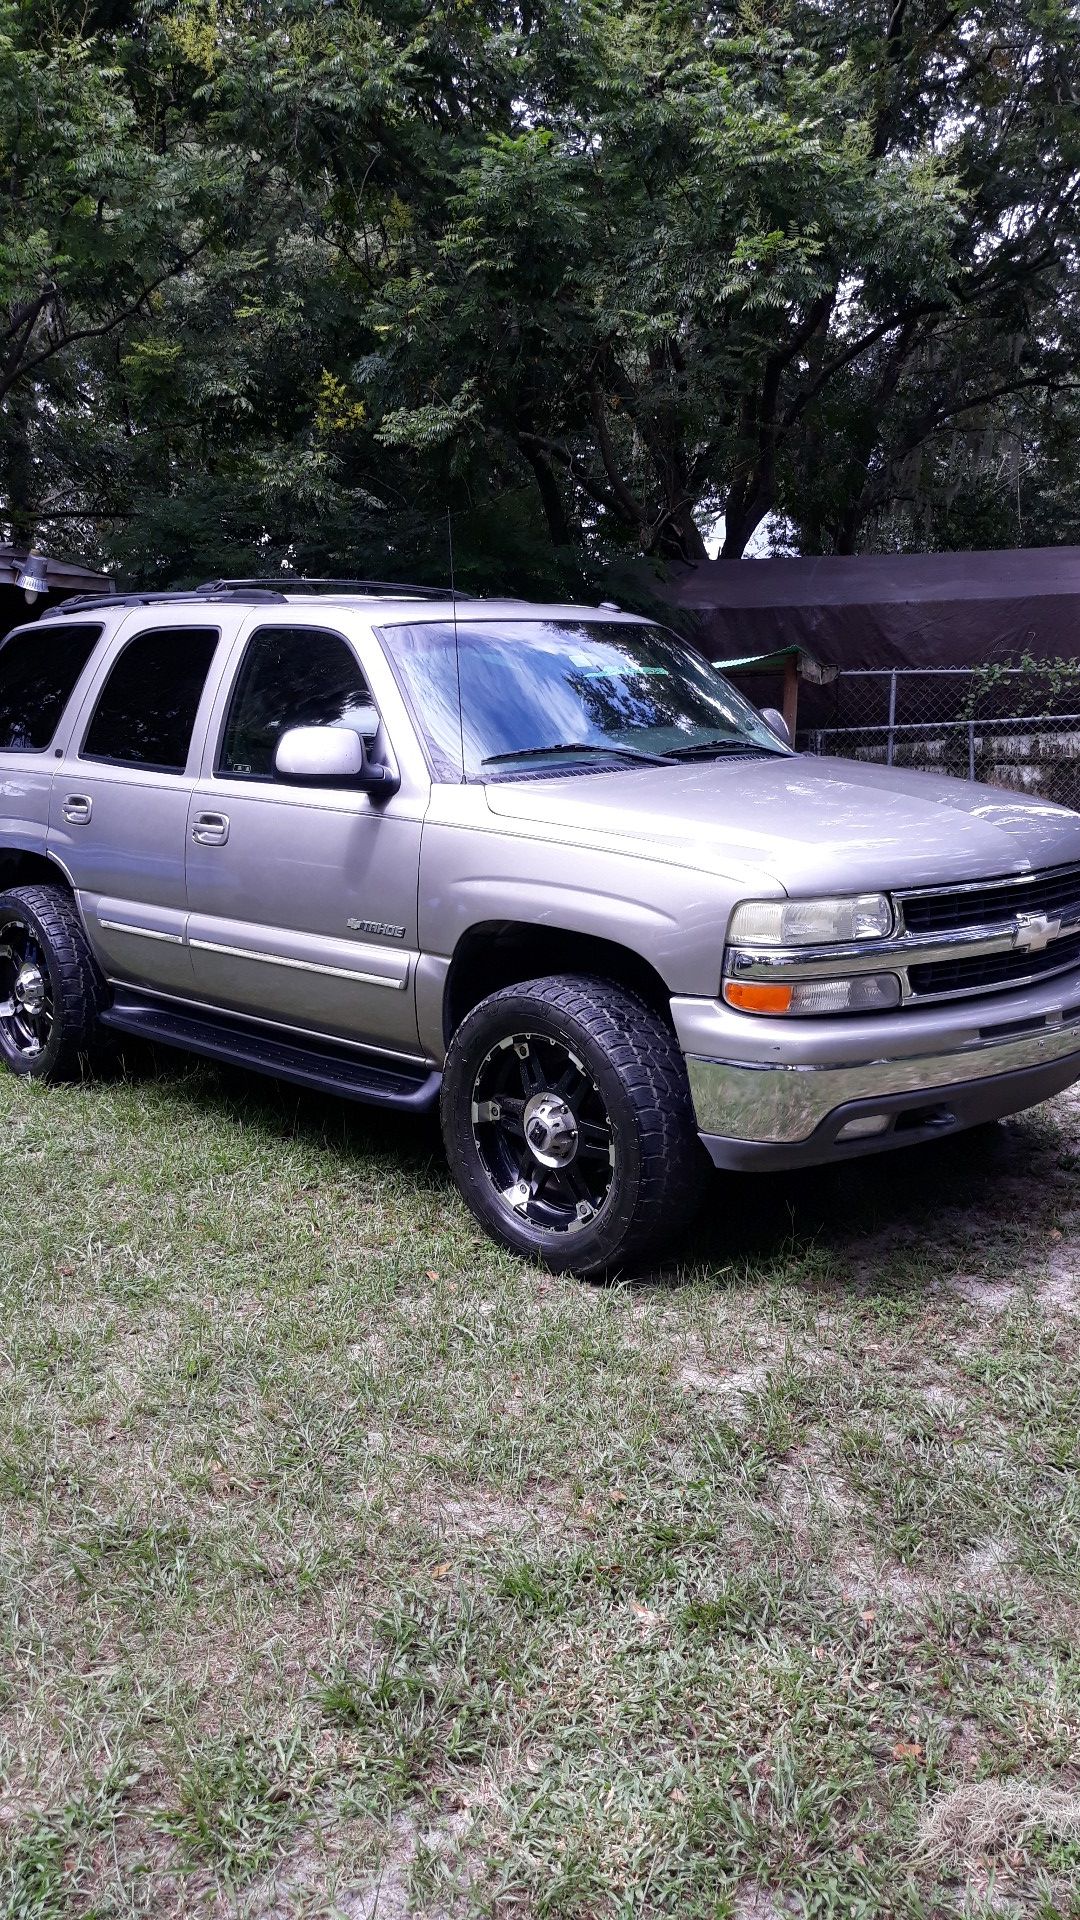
1;1047;1079;1919
920;1782;1080;1863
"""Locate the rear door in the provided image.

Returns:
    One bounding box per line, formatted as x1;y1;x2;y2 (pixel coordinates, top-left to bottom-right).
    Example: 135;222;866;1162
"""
49;618;230;995
0;620;105;872
184;619;424;1053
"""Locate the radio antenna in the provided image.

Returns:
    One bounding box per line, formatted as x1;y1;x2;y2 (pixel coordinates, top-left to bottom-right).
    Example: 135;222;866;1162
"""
447;509;466;783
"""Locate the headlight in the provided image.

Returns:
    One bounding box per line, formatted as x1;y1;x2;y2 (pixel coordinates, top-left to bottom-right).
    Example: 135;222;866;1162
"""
727;894;893;947
724;974;902;1016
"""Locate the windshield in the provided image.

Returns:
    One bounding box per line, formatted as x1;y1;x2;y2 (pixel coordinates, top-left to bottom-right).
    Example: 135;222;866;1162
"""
378;619;789;780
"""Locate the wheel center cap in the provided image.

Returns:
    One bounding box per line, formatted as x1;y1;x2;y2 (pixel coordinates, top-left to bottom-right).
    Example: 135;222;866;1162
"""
523;1091;579;1168
14;963;45;1015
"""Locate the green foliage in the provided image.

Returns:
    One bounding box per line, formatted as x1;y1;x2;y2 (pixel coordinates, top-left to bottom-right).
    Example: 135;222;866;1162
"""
161;1733;306;1872
962;653;1080;721
2;0;1079;579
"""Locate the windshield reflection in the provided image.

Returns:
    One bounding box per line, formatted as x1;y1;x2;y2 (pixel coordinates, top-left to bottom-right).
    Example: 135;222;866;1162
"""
379;619;789;781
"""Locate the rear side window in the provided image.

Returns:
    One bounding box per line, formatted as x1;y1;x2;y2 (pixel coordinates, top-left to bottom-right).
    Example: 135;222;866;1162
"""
82;627;219;773
0;623;102;752
218;626;373;779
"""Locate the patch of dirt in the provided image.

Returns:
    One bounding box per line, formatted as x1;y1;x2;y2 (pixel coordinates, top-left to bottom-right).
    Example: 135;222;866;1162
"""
676;1355;773;1399
425;1484;563;1542
1041;1239;1080;1313
774;1455;852;1534
347;1330;390;1365
336;1811;473;1920
839;1541;1020;1607
732;1889;792;1918
242;1837;346;1919
845;1224;921;1288
946;1715;985;1775
838;1559;943;1606
942;1273;1021;1315
963;1536;1013;1588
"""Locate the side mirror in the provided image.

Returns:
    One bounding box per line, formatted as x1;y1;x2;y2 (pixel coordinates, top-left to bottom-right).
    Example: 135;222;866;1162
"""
760;707;792;747
274;725;399;793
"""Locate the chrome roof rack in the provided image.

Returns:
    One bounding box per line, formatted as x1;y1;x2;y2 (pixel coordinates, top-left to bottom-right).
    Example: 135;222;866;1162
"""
53;586;285;615
197;577;463;600
53;577;465;617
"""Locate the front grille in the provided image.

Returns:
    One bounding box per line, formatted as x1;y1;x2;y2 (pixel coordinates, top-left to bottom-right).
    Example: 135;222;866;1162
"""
909;929;1080;998
902;862;1080;935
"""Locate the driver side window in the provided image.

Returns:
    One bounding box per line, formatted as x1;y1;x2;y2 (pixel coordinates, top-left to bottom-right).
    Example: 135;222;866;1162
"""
218;626;374;780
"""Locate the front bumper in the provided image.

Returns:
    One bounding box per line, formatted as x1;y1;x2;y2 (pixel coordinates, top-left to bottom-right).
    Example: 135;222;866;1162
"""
672;970;1080;1171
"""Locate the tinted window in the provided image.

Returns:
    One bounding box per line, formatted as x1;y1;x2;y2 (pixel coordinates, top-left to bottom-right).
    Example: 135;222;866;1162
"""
0;623;102;752
219;626;372;779
82;628;219;772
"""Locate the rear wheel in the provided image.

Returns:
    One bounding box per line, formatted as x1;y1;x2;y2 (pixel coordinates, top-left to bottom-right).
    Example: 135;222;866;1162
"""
0;885;108;1081
441;974;702;1275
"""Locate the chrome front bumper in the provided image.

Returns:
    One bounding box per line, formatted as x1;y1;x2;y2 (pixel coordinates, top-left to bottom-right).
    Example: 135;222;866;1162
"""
671;972;1080;1166
687;1014;1080;1142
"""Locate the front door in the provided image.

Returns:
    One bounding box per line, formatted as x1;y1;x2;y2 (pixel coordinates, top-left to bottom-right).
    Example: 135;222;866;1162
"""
184;622;423;1054
49;621;225;997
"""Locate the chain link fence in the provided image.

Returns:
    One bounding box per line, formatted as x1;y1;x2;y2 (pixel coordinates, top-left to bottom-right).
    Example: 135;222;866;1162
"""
802;664;1080;812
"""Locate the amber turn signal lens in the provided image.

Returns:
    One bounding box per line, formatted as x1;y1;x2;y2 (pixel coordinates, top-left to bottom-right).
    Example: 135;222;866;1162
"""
723;981;794;1014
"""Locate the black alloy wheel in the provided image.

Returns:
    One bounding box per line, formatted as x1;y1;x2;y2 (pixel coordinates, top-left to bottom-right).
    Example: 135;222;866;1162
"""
0;908;54;1063
471;1028;616;1238
0;885;108;1081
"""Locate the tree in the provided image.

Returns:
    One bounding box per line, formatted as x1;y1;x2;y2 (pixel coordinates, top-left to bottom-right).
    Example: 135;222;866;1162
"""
0;0;272;550
378;0;1078;560
4;0;1079;579
775;0;1080;554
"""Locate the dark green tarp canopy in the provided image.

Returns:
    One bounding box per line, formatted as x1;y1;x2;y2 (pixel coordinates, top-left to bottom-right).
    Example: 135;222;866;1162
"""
655;546;1080;672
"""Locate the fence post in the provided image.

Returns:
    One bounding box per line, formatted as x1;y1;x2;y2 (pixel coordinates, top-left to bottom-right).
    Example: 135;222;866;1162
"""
886;671;897;766
968;719;976;781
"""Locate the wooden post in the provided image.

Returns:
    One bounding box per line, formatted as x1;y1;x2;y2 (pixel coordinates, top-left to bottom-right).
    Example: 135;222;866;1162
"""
782;651;799;741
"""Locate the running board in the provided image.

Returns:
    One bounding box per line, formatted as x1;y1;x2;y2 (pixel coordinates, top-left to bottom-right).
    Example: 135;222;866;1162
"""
100;996;441;1112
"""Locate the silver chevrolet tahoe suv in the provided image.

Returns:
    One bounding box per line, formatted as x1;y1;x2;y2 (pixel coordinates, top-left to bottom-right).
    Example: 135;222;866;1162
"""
2;579;1079;1274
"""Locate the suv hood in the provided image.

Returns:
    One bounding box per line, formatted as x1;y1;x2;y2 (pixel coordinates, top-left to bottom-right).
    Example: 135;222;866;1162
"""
483;754;1080;895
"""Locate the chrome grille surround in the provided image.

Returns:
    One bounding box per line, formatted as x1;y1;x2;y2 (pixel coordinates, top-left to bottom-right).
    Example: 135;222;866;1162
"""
725;864;1080;1010
898;861;1080;937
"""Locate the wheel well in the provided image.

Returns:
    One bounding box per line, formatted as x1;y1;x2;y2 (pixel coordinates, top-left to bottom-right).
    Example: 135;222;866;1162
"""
0;851;73;896
444;922;674;1040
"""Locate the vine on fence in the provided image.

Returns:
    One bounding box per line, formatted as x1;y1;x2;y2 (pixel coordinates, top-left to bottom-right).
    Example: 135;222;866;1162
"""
961;653;1080;721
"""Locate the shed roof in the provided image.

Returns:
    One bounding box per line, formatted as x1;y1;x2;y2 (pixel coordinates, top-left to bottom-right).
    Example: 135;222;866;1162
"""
0;546;113;594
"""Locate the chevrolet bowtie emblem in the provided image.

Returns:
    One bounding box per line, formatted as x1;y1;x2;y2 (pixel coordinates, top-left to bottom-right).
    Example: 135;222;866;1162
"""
1013;910;1060;954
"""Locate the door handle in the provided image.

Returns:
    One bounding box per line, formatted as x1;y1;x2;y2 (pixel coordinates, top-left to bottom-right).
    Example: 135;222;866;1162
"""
192;811;230;846
62;795;93;825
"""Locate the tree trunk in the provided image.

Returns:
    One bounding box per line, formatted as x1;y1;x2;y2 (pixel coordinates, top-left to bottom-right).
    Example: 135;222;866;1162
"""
720;489;771;558
652;500;709;565
1;395;36;550
520;441;573;549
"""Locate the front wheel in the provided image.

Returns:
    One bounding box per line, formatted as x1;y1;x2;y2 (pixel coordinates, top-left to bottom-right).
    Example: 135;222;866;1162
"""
0;884;108;1081
441;975;703;1275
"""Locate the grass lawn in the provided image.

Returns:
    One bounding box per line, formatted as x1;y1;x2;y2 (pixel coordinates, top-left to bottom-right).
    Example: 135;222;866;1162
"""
1;1046;1078;1919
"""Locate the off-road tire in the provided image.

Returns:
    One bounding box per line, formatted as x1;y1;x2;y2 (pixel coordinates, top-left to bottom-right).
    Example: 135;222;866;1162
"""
441;973;703;1275
0;884;109;1081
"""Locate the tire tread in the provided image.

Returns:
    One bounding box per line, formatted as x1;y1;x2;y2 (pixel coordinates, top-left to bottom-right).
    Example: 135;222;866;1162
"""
442;972;702;1274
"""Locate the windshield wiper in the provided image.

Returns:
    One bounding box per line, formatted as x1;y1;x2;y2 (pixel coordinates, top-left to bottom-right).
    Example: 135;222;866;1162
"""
482;741;676;769
666;738;784;760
